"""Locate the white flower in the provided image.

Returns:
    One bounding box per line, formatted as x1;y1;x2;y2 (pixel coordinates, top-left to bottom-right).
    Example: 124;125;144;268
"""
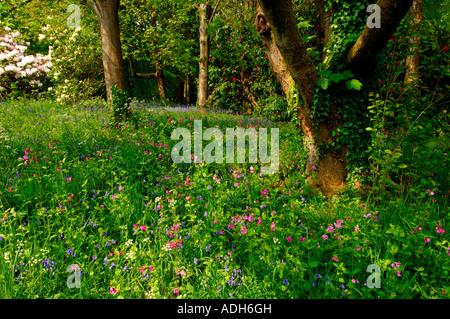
38;34;46;41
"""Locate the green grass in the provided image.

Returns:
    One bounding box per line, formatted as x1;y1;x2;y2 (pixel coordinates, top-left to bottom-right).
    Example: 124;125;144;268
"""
0;99;448;299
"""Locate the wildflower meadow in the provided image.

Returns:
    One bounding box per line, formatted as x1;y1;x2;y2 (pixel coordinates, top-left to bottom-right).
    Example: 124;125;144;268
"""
0;0;449;306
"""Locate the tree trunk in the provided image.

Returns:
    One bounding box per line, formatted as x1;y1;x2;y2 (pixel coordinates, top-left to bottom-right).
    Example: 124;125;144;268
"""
257;0;348;194
197;3;212;109
184;71;190;104
346;0;414;75
83;0;127;101
404;0;422;88
129;58;168;101
155;64;168;101
255;6;296;99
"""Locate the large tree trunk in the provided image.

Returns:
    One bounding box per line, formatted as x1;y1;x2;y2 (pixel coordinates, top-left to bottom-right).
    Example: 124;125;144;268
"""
257;0;415;195
81;0;127;101
346;0;414;75
404;0;422;88
257;0;348;194
197;3;212;109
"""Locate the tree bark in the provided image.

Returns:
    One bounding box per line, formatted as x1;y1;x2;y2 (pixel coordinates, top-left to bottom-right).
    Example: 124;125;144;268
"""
314;0;334;60
255;6;296;99
81;0;127;101
404;0;422;88
346;0;414;75
197;3;212;109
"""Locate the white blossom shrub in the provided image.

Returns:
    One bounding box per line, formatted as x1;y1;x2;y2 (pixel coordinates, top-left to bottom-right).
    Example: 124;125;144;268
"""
0;27;51;99
48;25;105;104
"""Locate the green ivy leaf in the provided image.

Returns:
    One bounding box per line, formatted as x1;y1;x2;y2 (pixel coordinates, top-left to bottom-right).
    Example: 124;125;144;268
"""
318;77;329;90
346;79;363;90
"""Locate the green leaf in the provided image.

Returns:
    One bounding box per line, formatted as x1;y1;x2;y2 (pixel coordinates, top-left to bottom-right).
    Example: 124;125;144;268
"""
318;77;329;90
309;260;321;268
346;79;363;90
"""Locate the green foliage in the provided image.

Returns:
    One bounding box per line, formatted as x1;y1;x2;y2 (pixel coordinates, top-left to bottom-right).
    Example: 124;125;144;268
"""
110;85;136;128
207;4;281;113
0;100;448;299
256;95;291;122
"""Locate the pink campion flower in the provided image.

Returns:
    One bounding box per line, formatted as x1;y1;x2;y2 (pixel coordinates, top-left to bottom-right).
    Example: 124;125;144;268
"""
24;148;30;155
186;196;191;202
8;187;13;192
271;222;276;231
397;271;401;277
354;225;359;232
425;238;431;243
118;187;123;191
327;225;335;232
332;256;339;262
111;194;116;199
140;226;147;231
173;288;180;295
248;213;254;222
261;189;268;196
257;217;262;225
322;235;328;240
351;279;359;283
234;182;239;187
300;237;306;242
391;262;401;270
356;246;361;251
66;177;72;182
109;287;118;294
286;237;292;242
241;226;247;235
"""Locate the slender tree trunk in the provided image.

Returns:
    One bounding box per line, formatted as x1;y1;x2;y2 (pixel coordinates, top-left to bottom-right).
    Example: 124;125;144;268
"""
129;58;168;101
197;3;212;109
404;0;422;89
184;72;190;104
155;64;168;101
84;0;127;101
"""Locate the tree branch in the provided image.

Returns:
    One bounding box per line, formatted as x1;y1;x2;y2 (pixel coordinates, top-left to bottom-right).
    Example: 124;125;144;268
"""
79;0;101;18
346;0;414;75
